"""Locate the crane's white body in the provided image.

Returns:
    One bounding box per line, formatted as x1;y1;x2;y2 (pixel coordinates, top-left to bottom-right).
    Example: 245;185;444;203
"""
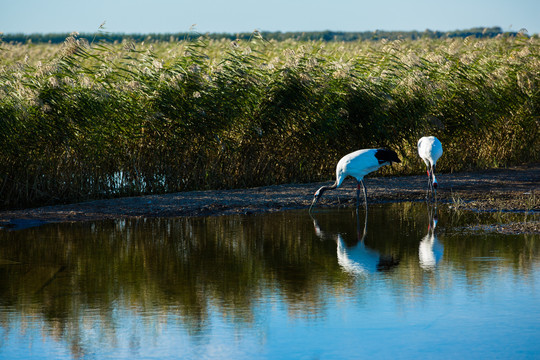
418;136;443;168
417;136;443;191
334;149;387;188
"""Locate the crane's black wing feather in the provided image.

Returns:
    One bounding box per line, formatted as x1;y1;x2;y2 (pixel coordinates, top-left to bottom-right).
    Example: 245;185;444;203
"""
375;149;401;164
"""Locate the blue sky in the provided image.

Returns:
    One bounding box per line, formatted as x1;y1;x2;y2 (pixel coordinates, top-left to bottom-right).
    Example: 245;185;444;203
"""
1;0;539;35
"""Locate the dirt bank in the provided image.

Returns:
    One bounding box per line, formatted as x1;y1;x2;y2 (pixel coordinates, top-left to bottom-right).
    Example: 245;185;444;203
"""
0;164;538;230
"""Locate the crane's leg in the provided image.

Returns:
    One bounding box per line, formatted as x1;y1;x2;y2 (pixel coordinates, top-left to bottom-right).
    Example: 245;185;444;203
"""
426;168;431;200
356;180;368;211
356;181;361;209
356;200;368;241
426;200;433;231
360;180;368;210
432;165;437;203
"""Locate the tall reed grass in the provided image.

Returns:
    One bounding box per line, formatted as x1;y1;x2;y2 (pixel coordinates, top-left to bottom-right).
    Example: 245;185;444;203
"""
0;33;538;208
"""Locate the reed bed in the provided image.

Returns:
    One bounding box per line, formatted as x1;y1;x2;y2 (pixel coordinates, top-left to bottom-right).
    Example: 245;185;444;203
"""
0;33;538;208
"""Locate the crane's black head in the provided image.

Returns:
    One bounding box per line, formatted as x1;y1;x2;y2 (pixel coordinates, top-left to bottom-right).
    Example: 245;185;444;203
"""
375;149;401;165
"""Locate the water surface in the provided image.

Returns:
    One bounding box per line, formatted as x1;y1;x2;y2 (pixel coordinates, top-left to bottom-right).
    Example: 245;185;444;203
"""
0;203;538;359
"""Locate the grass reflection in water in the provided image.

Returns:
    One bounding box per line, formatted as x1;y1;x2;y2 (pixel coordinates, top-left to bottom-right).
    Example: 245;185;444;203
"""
0;202;538;359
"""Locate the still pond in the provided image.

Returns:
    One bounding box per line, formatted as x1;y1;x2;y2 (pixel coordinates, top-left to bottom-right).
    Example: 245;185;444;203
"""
0;202;539;359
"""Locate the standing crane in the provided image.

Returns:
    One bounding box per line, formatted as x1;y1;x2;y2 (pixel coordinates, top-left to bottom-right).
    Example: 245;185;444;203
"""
309;148;401;212
417;136;443;199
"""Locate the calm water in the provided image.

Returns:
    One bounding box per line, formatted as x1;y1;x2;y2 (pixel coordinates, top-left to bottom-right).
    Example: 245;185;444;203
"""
0;203;539;359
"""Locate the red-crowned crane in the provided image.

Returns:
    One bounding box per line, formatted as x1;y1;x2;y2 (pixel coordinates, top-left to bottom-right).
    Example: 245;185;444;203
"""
309;148;401;212
417;136;443;197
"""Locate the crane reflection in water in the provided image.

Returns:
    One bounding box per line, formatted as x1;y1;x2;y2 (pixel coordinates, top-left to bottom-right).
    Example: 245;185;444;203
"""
311;208;400;276
418;203;444;270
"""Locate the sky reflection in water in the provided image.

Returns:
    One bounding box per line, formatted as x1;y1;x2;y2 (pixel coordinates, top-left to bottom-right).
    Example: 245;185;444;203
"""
0;202;538;359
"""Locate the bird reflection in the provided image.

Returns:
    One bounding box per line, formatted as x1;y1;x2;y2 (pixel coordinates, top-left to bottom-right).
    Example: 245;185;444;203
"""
418;204;444;270
311;209;399;276
336;233;381;276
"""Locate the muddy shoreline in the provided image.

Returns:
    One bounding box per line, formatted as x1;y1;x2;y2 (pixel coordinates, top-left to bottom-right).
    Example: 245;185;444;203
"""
1;164;538;232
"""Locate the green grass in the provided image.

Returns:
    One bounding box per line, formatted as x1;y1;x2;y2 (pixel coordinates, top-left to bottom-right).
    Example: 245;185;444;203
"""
0;33;539;208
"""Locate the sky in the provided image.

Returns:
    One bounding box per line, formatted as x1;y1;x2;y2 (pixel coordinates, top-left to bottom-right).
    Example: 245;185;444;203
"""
1;0;539;35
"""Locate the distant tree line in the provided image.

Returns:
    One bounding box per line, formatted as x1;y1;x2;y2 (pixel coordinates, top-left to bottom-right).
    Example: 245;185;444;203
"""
0;27;529;44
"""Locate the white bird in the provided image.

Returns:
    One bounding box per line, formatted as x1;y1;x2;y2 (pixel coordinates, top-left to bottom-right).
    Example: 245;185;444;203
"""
417;136;443;196
309;148;401;211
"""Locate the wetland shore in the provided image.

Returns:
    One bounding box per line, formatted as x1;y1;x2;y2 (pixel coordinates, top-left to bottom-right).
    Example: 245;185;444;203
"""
1;164;538;233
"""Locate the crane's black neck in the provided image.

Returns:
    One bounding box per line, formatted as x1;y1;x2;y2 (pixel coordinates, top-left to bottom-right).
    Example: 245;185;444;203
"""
316;182;337;197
